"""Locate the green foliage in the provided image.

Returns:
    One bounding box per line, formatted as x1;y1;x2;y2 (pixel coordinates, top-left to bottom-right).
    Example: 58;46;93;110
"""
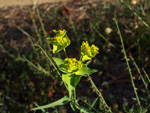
52;57;64;66
31;29;103;113
75;66;97;76
76;105;94;113
31;96;70;110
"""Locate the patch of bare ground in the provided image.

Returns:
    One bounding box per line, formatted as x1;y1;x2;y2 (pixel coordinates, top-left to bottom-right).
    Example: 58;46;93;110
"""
0;0;73;8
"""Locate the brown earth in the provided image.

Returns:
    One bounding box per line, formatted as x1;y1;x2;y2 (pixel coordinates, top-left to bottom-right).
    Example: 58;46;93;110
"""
0;0;72;8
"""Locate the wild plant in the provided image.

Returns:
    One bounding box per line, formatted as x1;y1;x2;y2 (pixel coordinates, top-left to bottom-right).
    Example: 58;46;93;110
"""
31;29;112;113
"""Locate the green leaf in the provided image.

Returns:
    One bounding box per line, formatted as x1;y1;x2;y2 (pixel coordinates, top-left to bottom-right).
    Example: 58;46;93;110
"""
62;73;75;99
62;74;82;99
31;96;70;111
59;68;69;73
62;74;82;87
75;67;97;76
62;73;72;85
85;60;92;66
76;105;94;113
52;57;64;66
91;97;99;108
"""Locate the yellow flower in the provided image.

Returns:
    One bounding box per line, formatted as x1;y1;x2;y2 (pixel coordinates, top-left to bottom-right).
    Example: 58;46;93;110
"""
59;29;66;35
60;58;83;73
63;38;67;43
81;41;99;61
47;29;70;53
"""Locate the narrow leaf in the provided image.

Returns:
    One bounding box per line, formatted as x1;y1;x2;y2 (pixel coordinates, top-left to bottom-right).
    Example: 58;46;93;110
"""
85;60;92;66
59;67;69;73
91;97;99;108
31;96;70;111
33;102;45;112
76;105;94;113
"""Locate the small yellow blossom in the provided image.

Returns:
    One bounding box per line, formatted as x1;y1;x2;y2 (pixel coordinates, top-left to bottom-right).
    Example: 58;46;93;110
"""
81;41;99;61
47;29;70;53
60;58;83;73
59;29;66;35
63;38;67;42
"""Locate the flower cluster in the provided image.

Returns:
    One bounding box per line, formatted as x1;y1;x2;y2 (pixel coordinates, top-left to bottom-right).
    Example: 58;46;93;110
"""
47;29;99;73
60;58;83;73
47;29;70;53
81;41;99;61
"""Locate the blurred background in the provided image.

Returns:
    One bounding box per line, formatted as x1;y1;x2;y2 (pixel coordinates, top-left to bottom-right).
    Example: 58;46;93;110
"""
0;0;150;112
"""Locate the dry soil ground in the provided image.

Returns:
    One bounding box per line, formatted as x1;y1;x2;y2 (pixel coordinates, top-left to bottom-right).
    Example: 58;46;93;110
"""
0;0;72;8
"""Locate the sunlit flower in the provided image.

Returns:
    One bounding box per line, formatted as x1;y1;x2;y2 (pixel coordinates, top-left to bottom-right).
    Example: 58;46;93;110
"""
60;58;83;73
47;29;70;53
81;41;99;61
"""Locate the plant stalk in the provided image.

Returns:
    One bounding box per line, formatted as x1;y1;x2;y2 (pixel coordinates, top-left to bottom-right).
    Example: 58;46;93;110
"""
114;18;141;109
37;44;61;76
88;76;112;113
64;49;68;58
119;0;150;30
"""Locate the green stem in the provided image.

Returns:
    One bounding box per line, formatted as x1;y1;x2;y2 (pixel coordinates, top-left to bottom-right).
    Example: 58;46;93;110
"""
35;7;52;52
88;76;112;113
130;54;150;98
69;87;76;112
114;18;141;108
79;98;99;112
90;22;115;48
36;7;48;38
37;44;61;76
143;70;150;83
79;55;82;61
119;0;150;30
64;49;68;58
130;55;148;90
18;27;40;60
74;88;76;103
74;88;77;113
29;9;42;45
